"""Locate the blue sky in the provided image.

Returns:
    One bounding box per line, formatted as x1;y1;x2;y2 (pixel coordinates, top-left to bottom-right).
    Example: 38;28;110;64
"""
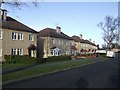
2;2;118;47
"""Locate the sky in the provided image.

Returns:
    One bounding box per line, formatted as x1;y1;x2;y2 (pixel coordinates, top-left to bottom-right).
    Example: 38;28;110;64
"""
2;1;118;48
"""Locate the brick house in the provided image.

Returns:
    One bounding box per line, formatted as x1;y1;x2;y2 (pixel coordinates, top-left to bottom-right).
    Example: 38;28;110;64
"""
0;9;38;61
71;35;97;55
37;26;74;58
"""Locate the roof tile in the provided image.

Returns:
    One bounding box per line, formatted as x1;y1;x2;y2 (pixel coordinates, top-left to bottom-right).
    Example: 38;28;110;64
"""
1;16;38;33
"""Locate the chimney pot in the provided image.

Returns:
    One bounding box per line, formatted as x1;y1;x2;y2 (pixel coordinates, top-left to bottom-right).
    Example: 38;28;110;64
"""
56;26;61;34
79;34;83;39
89;38;92;42
0;9;7;21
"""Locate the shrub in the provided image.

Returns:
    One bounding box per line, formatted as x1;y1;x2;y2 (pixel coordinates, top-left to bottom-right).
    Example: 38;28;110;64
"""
4;55;37;64
3;55;71;64
97;53;106;57
39;56;71;63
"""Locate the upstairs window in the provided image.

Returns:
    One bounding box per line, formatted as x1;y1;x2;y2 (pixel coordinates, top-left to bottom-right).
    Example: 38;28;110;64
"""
51;38;55;44
0;31;3;39
12;32;17;40
58;40;61;45
18;33;23;40
66;41;70;45
29;34;34;41
17;49;23;55
12;32;23;40
61;40;63;45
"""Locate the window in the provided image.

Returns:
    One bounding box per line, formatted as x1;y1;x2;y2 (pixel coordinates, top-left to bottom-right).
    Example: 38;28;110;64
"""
58;40;61;45
50;49;53;55
0;49;2;57
12;48;23;55
65;50;70;55
29;34;34;41
12;49;17;55
12;32;18;40
66;41;70;45
81;44;83;47
51;48;61;56
0;31;3;39
12;32;23;40
17;49;23;55
18;33;23;40
61;40;63;45
51;38;55;44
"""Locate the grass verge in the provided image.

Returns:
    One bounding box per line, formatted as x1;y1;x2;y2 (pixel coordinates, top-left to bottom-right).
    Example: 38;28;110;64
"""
3;57;109;82
2;64;32;69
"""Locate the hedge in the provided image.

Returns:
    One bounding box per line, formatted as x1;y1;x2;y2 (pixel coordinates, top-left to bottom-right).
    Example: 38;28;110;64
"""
4;55;37;64
39;56;71;63
4;55;71;64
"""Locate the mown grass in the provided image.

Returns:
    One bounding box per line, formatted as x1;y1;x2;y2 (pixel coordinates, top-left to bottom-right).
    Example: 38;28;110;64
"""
3;57;109;82
2;64;32;69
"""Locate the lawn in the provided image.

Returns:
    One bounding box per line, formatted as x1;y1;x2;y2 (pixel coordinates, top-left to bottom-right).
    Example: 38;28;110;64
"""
3;57;109;82
2;64;32;69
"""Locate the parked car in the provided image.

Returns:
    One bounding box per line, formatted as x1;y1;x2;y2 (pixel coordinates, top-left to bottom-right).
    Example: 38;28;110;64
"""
106;51;116;58
96;50;107;54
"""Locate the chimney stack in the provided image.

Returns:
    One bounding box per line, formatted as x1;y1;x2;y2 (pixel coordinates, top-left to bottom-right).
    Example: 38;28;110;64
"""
93;41;95;44
0;9;7;21
56;26;61;34
79;34;83;39
89;38;92;42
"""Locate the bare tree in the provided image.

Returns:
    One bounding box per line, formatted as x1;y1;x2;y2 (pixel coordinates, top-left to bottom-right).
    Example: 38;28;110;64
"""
97;16;120;49
0;0;38;9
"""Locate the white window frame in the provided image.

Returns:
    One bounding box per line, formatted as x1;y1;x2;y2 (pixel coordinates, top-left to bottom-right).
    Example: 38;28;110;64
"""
29;34;34;41
0;49;2;57
58;39;61;45
18;33;23;40
12;48;17;55
51;48;61;56
12;32;18;40
0;31;3;39
12;48;23;55
51;38;55;44
61;40;63;45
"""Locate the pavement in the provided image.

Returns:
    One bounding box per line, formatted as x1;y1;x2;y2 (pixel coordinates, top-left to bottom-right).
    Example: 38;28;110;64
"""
2;53;119;88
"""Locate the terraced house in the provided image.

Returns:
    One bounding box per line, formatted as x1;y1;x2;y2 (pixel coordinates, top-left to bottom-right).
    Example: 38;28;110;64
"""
0;9;38;62
71;35;97;55
37;26;75;58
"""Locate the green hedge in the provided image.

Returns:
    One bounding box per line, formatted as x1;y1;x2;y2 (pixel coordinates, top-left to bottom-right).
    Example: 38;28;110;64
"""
4;55;71;64
4;55;37;64
96;53;106;57
39;56;71;63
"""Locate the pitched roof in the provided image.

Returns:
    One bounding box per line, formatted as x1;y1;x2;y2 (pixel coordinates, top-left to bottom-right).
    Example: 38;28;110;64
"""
71;35;80;42
71;35;96;46
38;28;73;40
0;16;38;33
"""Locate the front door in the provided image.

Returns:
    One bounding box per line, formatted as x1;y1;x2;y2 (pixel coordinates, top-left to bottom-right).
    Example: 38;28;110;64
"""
28;49;31;57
